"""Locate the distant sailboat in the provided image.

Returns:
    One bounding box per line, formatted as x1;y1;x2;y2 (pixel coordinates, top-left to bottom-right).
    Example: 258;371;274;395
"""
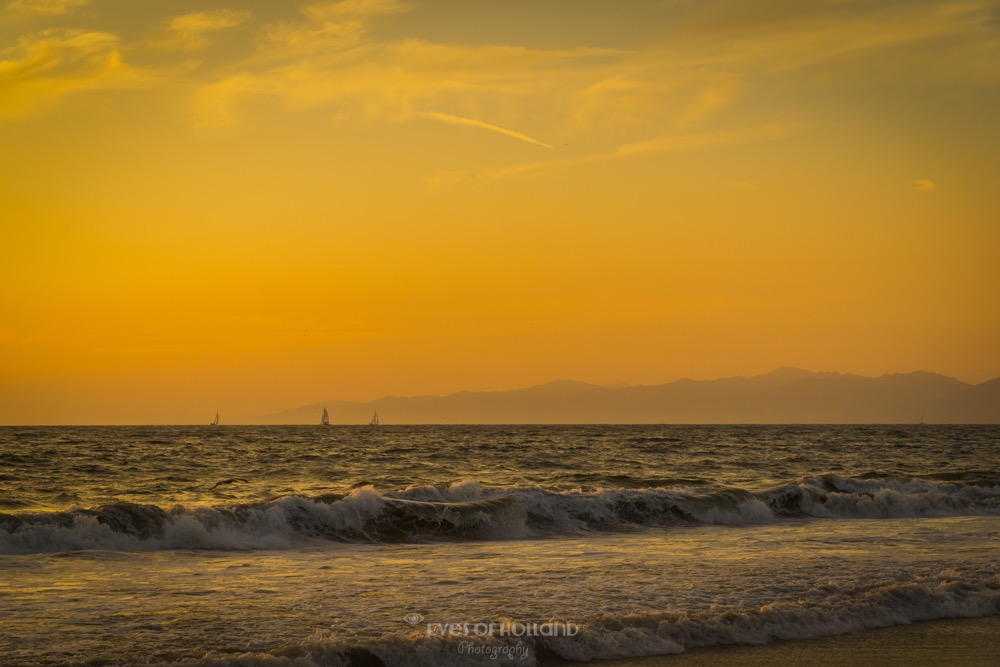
368;410;380;426
211;412;219;426
320;407;331;426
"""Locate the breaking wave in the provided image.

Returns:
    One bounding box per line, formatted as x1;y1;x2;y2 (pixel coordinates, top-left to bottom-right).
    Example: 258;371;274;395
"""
82;567;1000;666
2;475;999;554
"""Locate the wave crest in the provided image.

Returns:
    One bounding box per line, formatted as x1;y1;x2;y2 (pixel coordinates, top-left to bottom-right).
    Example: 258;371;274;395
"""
114;568;1000;666
2;475;999;554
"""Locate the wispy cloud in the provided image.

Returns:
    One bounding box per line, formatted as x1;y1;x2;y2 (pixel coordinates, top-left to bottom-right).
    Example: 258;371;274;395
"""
4;0;998;156
193;20;616;129
160;9;252;53
259;0;408;58
672;0;1000;84
3;0;87;16
0;29;145;118
303;0;407;21
420;111;551;148
914;179;936;192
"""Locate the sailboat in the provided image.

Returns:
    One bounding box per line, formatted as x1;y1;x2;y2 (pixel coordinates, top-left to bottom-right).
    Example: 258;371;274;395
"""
320;407;331;426
210;412;219;426
368;410;380;427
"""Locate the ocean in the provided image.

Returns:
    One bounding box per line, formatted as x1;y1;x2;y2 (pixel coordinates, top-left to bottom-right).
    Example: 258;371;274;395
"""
1;424;998;666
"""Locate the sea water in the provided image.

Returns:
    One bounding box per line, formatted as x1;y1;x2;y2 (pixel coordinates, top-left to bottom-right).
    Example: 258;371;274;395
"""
1;425;998;665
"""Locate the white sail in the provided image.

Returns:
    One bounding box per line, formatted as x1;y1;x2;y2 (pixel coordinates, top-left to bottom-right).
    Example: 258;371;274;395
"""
211;412;219;426
369;410;379;426
321;407;331;426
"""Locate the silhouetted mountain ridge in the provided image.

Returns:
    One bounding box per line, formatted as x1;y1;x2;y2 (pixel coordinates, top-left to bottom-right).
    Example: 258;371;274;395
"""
264;369;998;424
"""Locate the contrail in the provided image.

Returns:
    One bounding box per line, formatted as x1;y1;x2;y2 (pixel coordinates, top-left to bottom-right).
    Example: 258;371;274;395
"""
420;111;551;149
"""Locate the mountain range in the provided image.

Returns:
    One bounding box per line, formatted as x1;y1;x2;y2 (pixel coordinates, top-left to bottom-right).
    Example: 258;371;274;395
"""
264;368;1000;424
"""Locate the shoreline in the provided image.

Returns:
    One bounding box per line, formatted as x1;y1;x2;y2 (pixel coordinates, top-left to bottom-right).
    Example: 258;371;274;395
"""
541;615;1000;667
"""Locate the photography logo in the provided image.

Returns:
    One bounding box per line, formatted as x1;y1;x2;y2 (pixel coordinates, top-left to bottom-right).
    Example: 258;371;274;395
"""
402;613;578;638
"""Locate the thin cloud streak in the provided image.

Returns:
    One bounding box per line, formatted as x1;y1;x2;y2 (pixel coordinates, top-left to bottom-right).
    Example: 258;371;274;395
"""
446;123;804;187
420;111;551;148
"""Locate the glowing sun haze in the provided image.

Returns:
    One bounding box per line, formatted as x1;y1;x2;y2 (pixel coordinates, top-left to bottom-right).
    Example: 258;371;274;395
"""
2;0;999;424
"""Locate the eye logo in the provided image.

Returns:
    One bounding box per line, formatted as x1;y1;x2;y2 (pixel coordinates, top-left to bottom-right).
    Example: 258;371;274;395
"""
403;613;424;625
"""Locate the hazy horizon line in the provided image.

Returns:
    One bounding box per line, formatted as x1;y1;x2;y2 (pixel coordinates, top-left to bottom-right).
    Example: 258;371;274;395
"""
276;366;995;409
3;366;997;426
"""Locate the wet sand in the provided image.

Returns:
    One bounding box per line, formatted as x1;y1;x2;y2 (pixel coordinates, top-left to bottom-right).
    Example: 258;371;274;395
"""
544;616;1000;667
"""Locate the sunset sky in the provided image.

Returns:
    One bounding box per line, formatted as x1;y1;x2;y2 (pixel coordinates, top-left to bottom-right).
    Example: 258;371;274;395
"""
2;0;999;424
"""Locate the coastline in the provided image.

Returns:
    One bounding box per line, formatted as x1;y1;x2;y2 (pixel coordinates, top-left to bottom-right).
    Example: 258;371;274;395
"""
542;615;1000;667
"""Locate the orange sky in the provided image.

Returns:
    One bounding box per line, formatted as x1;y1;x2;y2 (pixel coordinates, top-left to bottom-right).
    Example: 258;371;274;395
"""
2;0;999;424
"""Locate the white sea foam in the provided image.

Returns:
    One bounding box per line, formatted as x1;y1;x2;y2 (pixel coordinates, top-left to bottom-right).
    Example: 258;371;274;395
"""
543;571;1000;662
125;570;1000;666
2;476;999;554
